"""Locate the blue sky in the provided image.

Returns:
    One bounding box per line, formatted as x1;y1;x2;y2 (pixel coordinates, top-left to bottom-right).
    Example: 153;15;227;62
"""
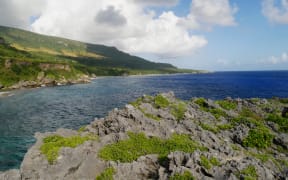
142;0;288;71
0;0;287;71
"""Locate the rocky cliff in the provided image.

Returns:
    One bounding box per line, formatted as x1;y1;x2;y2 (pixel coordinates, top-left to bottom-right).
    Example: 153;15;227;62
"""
1;92;287;180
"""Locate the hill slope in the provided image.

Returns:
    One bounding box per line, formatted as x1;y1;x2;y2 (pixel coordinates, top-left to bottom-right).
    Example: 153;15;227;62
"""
0;26;201;89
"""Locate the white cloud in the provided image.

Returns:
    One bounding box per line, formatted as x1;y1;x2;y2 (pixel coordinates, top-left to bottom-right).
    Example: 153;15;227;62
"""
262;0;288;24
0;0;237;57
182;0;238;29
133;0;179;7
264;52;288;64
0;0;44;29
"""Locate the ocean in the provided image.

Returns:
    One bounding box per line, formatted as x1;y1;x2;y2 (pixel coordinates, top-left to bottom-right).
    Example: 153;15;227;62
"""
0;71;288;171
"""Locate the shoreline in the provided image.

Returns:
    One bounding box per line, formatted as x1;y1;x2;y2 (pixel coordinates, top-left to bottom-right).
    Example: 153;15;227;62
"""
0;92;287;179
0;72;212;95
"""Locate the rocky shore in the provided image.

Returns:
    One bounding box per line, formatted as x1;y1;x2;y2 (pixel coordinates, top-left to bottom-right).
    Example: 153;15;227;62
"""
0;92;287;180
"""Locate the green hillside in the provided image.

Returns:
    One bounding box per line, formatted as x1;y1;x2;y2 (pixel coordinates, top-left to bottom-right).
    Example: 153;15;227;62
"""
0;26;201;89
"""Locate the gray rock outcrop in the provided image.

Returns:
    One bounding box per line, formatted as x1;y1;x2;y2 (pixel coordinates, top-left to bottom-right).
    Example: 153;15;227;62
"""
1;92;287;179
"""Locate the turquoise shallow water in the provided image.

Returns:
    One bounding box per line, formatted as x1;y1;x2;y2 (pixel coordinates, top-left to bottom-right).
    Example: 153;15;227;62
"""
0;71;288;171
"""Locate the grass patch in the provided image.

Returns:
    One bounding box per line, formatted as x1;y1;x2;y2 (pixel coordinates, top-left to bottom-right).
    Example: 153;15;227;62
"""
194;98;208;108
99;132;206;163
279;98;288;104
78;126;86;133
266;113;288;132
217;123;234;130
216;100;237;110
144;112;161;121
248;152;271;163
210;157;221;166
194;98;227;119
231;116;263;128
200;155;220;170
240;108;262;121
171;102;187;121
231;144;241;151
130;97;143;108
200;123;233;133
237;165;258;180
170;171;195;180
40;134;97;164
96;167;115;180
200;123;219;133
242;127;274;149
154;95;170;108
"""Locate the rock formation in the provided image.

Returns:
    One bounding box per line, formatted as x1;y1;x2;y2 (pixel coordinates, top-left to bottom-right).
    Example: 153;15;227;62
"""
0;92;287;180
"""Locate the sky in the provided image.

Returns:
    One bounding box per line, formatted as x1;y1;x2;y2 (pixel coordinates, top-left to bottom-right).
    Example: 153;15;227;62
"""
0;0;288;71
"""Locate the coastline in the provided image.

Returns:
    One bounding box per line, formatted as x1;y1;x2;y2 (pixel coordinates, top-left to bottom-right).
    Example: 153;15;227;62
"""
0;71;212;95
0;92;287;179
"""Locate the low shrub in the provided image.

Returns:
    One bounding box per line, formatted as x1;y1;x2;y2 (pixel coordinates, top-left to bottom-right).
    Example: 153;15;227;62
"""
216;100;237;110
99;132;206;163
170;171;195;180
242;127;274;149
154;95;170;108
96;167;115;180
171;102;187;121
200;155;220;170
238;165;258;180
266;113;288;132
40;134;97;164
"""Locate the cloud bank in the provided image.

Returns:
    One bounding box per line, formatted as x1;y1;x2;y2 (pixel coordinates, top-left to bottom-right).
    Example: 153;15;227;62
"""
262;0;288;24
0;0;237;56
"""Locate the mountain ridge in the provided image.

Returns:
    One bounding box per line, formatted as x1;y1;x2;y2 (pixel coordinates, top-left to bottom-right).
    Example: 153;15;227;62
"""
0;25;203;90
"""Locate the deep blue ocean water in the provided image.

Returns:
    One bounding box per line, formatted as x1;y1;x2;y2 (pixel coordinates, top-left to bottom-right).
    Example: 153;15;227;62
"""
0;71;288;171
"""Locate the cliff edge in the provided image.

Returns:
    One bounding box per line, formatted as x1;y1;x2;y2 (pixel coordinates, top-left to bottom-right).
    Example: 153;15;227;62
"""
1;92;287;180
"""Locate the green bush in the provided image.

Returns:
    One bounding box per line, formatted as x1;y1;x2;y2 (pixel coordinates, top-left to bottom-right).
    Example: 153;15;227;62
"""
170;171;195;180
210;157;221;166
199;156;220;170
40;134;97;164
266;113;288;132
200;155;212;169
96;167;115;180
200;123;219;133
99;132;206;163
248;152;271;163
209;108;227;119
194;98;208;108
279;98;288;104
171;102;187;121
238;165;258;180
240;108;262;121
216;100;237;110
154;95;170;108
242;127;274;149
194;98;227;119
217;123;234;130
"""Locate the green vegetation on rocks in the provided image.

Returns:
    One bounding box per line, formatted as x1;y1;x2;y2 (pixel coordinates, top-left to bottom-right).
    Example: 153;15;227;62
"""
40;134;97;164
266;113;288;132
242;127;274;149
200;155;220;170
170;171;195;180
99;132;206;163
238;165;258;180
194;98;227;119
171;102;187;121
0;26;202;89
216;100;237;110
96;167;115;180
154;95;170;108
